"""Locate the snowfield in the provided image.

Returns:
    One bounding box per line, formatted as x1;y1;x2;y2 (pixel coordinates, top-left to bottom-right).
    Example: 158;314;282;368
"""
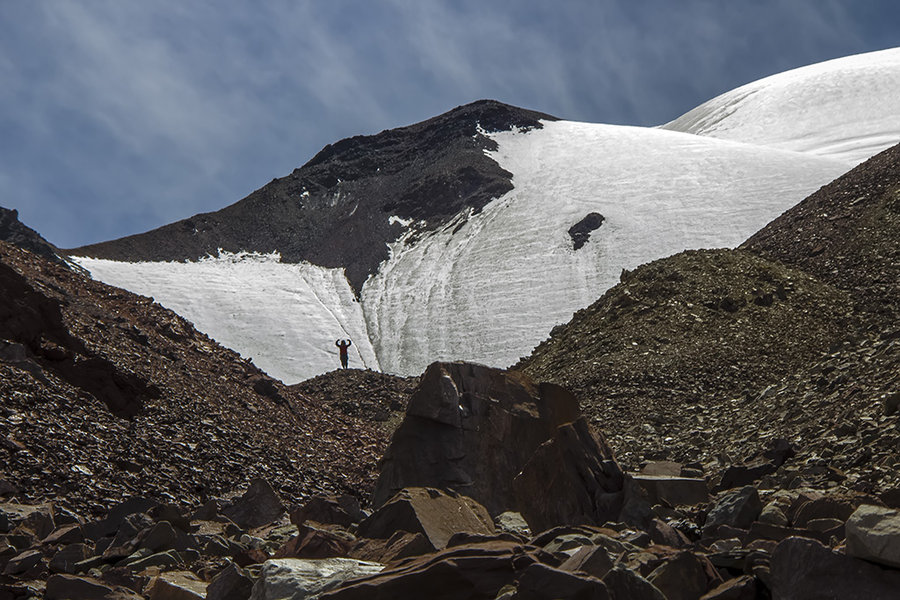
74;48;900;382
75;252;378;382
362;122;848;375
662;48;900;164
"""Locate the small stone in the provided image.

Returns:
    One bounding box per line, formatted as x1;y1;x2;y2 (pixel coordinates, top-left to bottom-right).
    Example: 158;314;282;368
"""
223;479;285;530
647;552;713;600
700;575;757;600
602;565;666;600
44;574;117;600
249;558;384;600
758;502;788;526
207;563;253;600
49;543;93;574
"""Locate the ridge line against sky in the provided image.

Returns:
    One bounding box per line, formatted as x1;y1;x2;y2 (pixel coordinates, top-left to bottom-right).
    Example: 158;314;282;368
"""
1;1;898;248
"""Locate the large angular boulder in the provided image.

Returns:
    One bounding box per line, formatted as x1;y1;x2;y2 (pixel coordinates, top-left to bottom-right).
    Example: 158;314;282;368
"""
845;504;900;568
631;475;710;507
769;537;900;599
371;362;607;517
358;487;494;551
513;418;624;533
703;486;762;537
223;479;286;530
318;540;544;600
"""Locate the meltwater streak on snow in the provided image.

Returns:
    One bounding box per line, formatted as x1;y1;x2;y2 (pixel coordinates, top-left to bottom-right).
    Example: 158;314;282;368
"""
362;120;850;376
662;48;900;165
73;252;378;383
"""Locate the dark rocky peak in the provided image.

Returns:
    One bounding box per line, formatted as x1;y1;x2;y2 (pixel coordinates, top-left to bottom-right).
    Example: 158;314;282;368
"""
0;206;63;265
305;99;555;173
69;100;558;294
742;141;900;326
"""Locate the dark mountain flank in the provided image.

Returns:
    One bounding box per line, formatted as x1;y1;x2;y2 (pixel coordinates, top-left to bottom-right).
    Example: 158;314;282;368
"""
69;100;557;293
742;142;900;327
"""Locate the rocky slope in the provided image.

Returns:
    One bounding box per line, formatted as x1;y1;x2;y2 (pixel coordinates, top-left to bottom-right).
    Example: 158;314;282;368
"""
0;241;389;518
742;140;900;327
290;369;418;435
69;100;555;294
0;208;61;266
4;358;900;600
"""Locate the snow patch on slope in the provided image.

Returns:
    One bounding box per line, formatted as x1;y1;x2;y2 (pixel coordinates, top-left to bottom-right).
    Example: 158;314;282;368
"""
73;251;378;382
662;48;900;164
361;120;850;375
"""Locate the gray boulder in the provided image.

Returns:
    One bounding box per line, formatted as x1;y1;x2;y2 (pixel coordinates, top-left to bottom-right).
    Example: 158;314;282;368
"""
845;504;900;568
250;558;384;600
703;486;762;537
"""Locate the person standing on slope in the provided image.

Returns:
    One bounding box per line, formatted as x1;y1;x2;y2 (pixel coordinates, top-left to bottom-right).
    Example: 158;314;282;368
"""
335;339;352;369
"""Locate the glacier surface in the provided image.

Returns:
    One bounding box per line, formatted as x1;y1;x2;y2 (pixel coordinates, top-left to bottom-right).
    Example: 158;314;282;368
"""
662;47;900;164
74;48;900;382
75;252;379;382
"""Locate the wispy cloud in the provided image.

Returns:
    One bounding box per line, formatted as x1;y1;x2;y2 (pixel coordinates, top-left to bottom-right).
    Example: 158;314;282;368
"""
0;0;894;247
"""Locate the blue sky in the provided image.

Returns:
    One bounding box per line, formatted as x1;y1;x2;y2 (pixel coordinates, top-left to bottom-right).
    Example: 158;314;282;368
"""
2;1;898;248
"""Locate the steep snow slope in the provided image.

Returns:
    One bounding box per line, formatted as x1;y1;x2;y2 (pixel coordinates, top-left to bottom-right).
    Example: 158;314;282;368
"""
74;252;378;381
662;48;900;164
361;121;848;375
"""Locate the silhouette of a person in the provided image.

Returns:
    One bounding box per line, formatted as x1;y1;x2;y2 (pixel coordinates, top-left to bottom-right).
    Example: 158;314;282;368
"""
335;339;352;369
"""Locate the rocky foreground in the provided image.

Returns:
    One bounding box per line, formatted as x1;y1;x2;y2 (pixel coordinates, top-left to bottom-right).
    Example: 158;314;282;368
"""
2;140;898;598
4;363;900;599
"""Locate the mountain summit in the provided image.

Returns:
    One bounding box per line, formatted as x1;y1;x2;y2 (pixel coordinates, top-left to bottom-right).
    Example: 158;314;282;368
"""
71;100;556;293
70;49;900;382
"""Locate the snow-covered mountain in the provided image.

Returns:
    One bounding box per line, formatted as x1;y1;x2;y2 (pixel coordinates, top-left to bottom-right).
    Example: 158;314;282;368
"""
662;48;900;164
72;48;900;382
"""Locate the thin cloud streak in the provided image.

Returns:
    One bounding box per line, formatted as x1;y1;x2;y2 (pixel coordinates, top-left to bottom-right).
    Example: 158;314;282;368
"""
0;1;896;247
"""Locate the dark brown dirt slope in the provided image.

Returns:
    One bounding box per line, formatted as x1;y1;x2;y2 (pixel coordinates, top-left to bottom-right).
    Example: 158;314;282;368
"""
0;242;389;517
742;141;900;327
516;249;855;470
291;368;419;435
69;100;557;293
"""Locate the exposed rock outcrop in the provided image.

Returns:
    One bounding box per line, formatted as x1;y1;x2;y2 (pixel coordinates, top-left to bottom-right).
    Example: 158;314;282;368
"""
371;362;622;523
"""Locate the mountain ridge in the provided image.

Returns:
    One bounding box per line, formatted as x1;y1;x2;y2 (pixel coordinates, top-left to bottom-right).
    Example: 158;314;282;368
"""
69;99;556;293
